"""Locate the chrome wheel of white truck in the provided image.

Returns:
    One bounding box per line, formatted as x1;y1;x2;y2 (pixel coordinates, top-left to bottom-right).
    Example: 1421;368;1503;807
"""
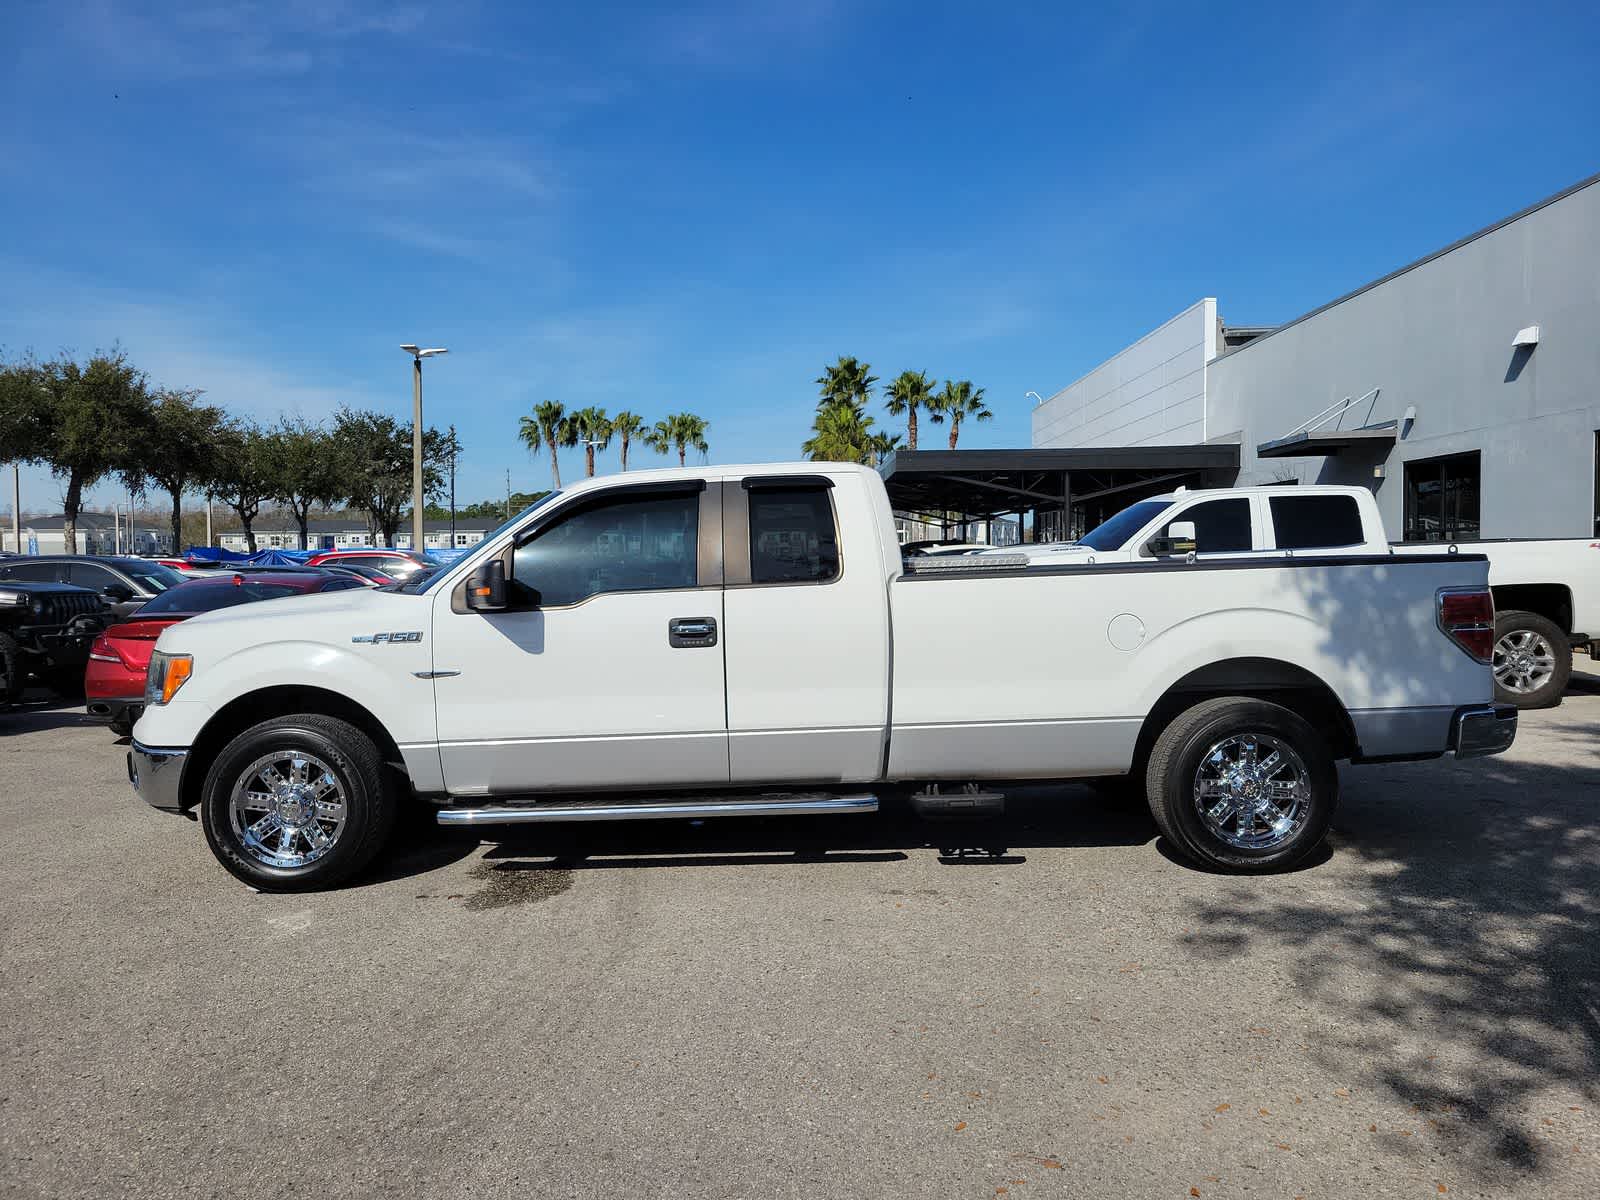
1147;696;1337;873
201;714;395;891
1491;610;1570;709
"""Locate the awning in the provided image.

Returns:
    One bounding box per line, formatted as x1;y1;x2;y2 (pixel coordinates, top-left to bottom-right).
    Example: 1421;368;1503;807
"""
878;445;1242;520
1256;425;1398;458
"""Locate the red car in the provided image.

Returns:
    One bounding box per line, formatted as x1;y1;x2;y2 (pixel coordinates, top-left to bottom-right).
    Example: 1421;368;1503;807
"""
85;572;366;736
303;549;440;579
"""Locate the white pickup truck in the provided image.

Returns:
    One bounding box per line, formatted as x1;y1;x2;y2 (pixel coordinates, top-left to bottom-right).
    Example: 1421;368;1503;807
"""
128;464;1516;891
997;484;1600;709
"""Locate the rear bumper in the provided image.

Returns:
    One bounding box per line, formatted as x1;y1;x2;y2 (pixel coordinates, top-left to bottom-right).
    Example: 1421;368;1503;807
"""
87;696;144;727
128;741;188;813
1450;703;1517;759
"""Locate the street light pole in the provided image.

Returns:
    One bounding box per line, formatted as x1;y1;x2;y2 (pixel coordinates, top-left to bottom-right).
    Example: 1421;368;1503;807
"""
400;344;448;553
448;423;457;550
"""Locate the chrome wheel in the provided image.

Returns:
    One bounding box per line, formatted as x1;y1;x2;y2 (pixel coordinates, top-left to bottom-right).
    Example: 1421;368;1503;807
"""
1493;629;1556;696
228;750;348;869
1193;732;1310;851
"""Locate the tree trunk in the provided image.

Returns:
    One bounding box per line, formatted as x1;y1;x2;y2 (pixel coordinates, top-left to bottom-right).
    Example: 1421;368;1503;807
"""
295;508;310;551
547;439;561;489
677;445;686;467
63;473;83;555
242;517;257;554
585;445;595;477
948;416;961;451
621;436;630;471
169;487;183;556
908;406;918;451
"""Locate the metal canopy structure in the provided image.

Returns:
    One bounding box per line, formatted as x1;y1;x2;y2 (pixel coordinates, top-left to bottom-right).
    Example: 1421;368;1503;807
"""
1256;425;1398;458
878;445;1242;539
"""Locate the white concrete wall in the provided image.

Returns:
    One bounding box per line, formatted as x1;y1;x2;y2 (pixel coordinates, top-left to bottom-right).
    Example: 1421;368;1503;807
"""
1032;298;1218;448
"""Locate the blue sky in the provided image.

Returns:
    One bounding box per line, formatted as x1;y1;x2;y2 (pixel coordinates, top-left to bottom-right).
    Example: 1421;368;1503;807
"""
3;0;1598;512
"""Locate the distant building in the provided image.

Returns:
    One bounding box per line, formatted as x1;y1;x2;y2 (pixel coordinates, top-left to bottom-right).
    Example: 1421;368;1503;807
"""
1032;171;1600;542
216;516;502;553
7;513;171;557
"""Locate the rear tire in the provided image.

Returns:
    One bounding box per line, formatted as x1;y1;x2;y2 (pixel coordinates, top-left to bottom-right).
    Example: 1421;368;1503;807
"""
200;714;396;892
1492;610;1570;709
1146;696;1337;873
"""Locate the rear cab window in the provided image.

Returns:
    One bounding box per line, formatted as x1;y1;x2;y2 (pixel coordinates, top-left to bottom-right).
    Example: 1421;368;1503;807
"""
748;489;840;584
1269;494;1366;550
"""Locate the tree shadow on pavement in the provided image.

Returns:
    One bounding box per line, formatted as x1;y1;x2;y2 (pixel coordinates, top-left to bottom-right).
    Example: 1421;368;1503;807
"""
1180;737;1599;1186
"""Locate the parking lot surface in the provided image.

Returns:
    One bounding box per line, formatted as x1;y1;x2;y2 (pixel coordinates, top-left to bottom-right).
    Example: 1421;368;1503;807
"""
3;667;1598;1200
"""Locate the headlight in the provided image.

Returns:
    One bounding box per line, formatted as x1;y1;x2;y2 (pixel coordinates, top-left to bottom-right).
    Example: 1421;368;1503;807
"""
144;651;193;705
0;589;25;606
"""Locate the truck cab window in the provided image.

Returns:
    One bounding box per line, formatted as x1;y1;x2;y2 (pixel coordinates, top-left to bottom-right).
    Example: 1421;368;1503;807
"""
512;493;698;607
749;489;840;583
1174;498;1252;553
1270;495;1364;549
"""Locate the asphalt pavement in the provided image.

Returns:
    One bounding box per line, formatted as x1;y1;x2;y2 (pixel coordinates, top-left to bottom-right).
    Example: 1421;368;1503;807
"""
2;665;1597;1199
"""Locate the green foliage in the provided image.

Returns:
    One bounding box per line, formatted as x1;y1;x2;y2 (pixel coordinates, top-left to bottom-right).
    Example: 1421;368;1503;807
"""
133;388;229;555
211;420;278;553
267;416;343;550
815;356;878;408
568;406;612;477
610;410;644;471
883;369;936;451
0;348;152;552
518;399;568;489
330;407;448;545
645;412;710;467
802;398;878;464
927;379;991;450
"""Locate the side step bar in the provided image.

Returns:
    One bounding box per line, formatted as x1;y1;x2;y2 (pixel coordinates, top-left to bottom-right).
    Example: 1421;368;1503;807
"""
437;793;878;827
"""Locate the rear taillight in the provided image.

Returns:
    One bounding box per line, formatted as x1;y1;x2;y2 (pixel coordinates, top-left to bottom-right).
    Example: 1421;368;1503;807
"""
87;635;123;665
1437;587;1494;663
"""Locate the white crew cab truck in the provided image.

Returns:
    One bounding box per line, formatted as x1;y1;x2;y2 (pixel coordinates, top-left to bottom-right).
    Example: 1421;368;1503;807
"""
129;463;1516;891
996;484;1600;709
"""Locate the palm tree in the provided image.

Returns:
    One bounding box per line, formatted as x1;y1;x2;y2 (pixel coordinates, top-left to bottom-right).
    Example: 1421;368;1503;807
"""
816;356;877;408
647;412;710;467
867;431;902;466
929;380;991;450
802;399;877;463
518;399;569;489
568;406;612;477
611;410;644;470
883;369;936;450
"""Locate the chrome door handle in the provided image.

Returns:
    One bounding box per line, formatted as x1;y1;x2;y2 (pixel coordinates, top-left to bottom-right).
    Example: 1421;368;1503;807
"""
668;617;718;648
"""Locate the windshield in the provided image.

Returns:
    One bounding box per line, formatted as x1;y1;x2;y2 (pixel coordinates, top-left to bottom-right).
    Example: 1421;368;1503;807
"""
137;582;299;614
1077;500;1172;552
405;493;564;595
123;563;184;593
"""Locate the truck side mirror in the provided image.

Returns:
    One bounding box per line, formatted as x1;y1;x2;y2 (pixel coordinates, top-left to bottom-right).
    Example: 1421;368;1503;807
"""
1147;520;1198;557
102;583;134;603
465;560;507;612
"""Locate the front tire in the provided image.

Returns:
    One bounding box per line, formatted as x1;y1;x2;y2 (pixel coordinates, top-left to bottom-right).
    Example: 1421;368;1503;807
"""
1492;610;1570;709
1146;696;1338;873
200;714;396;891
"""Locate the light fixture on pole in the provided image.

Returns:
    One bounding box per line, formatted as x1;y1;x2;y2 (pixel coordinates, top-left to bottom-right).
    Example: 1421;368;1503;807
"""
1025;391;1045;406
400;344;449;553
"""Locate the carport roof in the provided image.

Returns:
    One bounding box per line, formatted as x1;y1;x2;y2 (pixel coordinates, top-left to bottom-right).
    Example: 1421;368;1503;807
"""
877;445;1242;519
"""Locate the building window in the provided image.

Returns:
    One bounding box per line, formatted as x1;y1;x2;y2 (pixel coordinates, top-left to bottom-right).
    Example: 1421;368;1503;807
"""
1404;451;1481;542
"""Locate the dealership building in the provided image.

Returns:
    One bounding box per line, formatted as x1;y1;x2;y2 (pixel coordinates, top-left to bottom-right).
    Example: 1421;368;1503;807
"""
1022;171;1600;544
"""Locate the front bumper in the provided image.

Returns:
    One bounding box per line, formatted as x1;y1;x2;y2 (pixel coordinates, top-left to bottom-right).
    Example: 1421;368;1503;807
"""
128;741;188;813
1450;703;1517;759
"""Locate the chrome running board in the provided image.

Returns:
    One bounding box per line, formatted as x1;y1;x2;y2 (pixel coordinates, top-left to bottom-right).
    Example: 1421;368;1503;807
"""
437;793;878;827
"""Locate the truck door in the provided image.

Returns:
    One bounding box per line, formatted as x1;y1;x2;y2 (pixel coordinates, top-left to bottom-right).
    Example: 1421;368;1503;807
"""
1148;495;1261;559
428;481;728;796
720;474;890;784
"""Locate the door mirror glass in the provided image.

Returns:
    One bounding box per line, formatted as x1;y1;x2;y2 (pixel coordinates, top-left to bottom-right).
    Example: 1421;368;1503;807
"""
465;560;507;612
1147;520;1197;557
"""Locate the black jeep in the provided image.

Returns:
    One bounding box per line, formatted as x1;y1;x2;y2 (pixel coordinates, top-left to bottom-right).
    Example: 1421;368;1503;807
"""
0;581;109;703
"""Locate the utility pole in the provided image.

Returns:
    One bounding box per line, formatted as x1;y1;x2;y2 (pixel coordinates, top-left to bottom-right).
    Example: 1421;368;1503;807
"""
205;494;213;547
10;464;18;555
505;468;511;520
